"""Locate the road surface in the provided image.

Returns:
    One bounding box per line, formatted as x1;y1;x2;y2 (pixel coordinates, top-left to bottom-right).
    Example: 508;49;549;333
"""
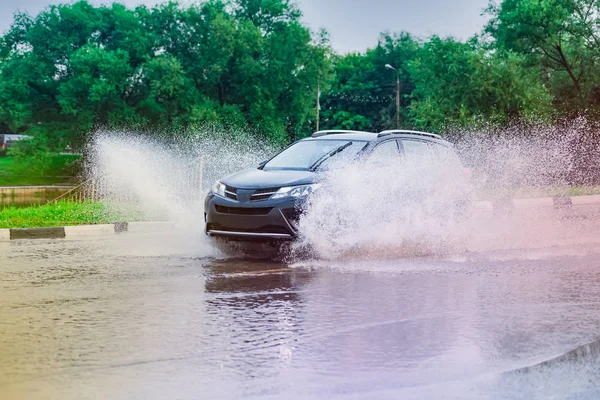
2;204;600;399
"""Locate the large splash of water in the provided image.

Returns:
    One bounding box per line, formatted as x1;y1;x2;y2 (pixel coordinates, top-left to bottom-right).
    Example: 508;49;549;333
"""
452;118;600;189
88;128;277;228
86;120;600;259
293;158;472;259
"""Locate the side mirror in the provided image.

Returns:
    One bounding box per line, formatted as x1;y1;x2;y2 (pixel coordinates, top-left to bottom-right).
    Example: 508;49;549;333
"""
258;160;268;168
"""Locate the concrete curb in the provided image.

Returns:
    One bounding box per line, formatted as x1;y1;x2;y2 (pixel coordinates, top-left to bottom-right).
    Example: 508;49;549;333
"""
11;227;65;240
0;221;175;241
64;224;115;237
474;194;600;211
127;221;177;233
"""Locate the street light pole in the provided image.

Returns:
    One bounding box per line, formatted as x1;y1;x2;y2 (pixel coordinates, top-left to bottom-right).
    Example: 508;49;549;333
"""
385;64;400;129
316;79;320;132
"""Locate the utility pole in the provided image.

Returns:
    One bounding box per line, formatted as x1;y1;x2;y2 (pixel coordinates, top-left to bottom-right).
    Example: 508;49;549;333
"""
385;64;400;129
316;80;320;132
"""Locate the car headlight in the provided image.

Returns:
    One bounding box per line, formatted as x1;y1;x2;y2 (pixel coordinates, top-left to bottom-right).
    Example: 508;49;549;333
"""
211;181;226;197
271;184;321;199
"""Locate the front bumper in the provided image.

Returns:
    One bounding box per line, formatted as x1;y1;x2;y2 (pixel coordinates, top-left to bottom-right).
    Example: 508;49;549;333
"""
204;193;302;241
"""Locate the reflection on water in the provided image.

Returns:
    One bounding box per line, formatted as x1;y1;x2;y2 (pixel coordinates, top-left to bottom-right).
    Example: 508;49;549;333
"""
0;186;73;208
2;235;600;399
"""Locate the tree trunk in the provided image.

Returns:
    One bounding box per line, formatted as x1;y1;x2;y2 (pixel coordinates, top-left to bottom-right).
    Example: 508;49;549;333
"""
555;44;582;96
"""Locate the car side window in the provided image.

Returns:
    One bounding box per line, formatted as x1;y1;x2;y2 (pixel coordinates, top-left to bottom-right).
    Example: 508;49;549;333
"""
369;140;399;164
401;140;433;167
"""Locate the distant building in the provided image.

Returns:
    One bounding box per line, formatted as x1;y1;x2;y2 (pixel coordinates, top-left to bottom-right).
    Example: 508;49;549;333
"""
0;134;32;154
0;134;32;149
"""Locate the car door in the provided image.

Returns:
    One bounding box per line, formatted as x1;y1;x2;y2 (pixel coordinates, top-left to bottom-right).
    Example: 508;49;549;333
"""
429;142;470;203
398;139;437;202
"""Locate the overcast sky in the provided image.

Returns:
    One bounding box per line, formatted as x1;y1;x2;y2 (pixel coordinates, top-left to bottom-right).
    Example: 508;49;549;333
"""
0;0;491;53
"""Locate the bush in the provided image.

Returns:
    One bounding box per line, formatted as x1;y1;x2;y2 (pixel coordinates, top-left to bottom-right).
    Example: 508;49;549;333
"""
7;135;52;174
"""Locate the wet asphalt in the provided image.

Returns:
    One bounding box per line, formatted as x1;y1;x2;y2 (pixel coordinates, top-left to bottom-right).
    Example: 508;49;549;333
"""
2;205;600;399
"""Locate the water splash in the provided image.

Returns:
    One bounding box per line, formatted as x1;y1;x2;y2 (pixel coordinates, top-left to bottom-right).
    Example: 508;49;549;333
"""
294;119;600;260
452;118;598;190
87;127;277;228
293;158;471;260
85;119;600;260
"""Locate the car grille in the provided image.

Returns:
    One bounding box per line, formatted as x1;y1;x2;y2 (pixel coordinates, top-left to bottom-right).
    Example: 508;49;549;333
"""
251;187;280;201
215;205;273;215
224;185;238;200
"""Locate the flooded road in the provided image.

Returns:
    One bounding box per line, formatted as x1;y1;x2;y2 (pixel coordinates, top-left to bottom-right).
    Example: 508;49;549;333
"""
3;206;600;399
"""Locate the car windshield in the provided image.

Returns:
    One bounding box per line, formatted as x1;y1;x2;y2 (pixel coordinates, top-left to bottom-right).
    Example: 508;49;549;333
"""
263;140;367;171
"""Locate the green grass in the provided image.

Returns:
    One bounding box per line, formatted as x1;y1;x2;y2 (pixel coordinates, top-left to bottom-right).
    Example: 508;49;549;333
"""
0;201;144;229
0;155;81;186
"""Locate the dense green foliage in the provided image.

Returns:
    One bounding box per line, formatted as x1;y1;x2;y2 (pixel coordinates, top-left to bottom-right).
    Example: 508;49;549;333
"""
0;201;140;228
0;0;329;146
320;32;552;132
486;0;600;113
2;0;600;145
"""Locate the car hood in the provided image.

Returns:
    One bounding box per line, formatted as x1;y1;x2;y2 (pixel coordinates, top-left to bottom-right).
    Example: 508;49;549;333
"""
221;168;317;189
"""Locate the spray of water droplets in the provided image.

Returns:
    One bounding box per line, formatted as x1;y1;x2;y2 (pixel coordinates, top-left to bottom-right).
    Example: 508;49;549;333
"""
87;127;277;229
86;119;600;260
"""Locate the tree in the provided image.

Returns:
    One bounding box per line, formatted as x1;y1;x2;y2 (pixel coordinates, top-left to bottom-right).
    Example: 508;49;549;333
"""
136;55;194;127
408;36;552;131
0;0;332;147
319;32;419;132
1;0;590;149
486;0;600;111
58;45;133;130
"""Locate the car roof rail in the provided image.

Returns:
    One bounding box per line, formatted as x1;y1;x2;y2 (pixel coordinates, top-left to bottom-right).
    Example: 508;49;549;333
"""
378;130;443;140
311;130;373;138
